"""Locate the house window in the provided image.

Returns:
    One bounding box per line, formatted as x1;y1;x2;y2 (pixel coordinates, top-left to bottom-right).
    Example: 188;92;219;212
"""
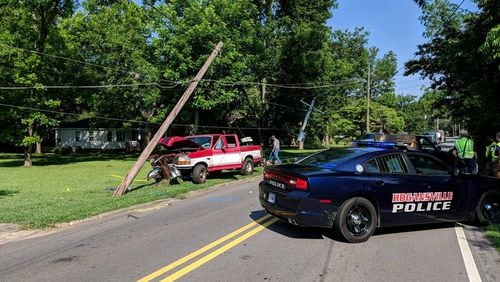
75;131;80;141
107;131;113;142
88;131;96;142
117;131;124;142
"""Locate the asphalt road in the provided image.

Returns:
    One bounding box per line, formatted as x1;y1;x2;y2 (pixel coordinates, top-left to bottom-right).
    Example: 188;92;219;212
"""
0;177;499;282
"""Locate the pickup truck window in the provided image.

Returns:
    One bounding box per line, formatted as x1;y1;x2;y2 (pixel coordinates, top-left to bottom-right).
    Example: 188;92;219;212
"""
226;135;237;148
214;137;223;149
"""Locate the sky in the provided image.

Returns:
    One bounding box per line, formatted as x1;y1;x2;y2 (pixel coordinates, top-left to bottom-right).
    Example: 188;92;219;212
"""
328;0;477;97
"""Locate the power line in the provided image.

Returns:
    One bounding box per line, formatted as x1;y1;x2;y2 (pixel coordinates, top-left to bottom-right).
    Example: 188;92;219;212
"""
0;103;286;131
0;79;358;91
0;43;119;72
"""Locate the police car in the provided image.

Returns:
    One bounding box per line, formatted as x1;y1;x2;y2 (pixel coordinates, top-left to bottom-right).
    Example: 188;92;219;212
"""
258;143;499;243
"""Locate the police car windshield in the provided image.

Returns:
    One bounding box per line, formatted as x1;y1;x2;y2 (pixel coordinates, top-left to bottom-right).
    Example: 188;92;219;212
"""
296;148;365;169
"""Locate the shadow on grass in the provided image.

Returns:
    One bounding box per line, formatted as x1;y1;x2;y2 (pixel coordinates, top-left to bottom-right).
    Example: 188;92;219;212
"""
0;190;19;198
0;153;141;167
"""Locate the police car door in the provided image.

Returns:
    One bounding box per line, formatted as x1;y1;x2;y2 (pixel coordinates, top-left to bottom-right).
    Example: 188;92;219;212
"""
405;153;460;222
365;153;426;225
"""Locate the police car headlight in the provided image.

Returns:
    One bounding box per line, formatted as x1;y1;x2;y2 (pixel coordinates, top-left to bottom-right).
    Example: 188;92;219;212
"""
176;155;191;165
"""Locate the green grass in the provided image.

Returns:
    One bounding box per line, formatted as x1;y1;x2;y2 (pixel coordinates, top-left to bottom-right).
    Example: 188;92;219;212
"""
485;224;500;251
0;153;265;229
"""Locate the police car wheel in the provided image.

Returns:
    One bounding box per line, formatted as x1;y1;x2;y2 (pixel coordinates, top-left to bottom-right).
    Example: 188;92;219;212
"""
335;197;377;243
476;190;500;225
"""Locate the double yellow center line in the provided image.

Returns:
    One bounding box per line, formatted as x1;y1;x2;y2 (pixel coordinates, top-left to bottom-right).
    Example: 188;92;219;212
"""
137;214;278;282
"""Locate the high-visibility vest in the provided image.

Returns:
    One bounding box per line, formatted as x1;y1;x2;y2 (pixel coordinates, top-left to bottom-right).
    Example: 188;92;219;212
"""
454;137;475;159
486;141;500;161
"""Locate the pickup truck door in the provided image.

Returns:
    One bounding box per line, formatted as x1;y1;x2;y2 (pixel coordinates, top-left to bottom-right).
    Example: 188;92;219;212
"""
211;135;241;169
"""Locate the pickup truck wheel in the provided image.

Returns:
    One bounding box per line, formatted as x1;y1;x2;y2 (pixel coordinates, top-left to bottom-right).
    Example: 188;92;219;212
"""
192;164;207;184
334;197;377;243
240;158;254;175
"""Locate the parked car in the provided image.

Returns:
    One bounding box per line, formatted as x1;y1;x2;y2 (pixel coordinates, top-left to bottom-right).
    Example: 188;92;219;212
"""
259;146;499;243
148;134;262;184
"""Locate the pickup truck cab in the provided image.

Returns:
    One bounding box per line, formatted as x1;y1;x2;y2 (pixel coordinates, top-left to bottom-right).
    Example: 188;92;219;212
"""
154;134;262;183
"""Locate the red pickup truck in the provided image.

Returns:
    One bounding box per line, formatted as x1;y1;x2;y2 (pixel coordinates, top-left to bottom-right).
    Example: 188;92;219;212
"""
148;134;262;184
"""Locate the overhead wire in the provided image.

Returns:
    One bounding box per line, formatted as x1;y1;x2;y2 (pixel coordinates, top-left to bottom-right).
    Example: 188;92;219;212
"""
0;102;286;131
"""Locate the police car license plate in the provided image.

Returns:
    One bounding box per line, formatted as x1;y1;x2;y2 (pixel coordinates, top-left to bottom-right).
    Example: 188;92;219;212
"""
268;192;276;203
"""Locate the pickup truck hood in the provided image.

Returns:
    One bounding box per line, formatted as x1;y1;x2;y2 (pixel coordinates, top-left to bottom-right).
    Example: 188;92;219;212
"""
158;136;202;150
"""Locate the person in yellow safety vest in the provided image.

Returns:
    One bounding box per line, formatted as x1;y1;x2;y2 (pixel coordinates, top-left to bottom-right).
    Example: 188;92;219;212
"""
453;130;478;175
485;132;500;177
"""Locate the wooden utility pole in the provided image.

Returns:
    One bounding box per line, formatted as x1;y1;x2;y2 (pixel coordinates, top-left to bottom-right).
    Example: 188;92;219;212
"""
114;42;224;196
297;99;316;150
366;63;371;133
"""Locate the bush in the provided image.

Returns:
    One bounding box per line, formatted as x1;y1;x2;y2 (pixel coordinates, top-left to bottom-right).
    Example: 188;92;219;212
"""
304;135;323;149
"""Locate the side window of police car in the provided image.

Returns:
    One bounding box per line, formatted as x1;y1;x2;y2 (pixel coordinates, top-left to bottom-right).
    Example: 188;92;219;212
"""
408;154;449;176
365;154;408;174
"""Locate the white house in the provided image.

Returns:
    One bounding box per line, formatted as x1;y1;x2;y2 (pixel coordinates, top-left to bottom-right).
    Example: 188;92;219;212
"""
55;128;144;151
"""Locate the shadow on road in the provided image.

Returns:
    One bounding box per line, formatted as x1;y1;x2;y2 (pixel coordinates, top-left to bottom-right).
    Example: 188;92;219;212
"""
249;210;469;243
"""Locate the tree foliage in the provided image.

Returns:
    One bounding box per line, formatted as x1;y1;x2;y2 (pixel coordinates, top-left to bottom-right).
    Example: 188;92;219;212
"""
4;0;492;164
406;0;500;138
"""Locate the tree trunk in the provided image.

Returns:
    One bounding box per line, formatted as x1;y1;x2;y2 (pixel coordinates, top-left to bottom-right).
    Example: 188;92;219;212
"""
24;147;32;167
24;124;34;167
194;109;199;134
259;78;267;145
36;138;43;154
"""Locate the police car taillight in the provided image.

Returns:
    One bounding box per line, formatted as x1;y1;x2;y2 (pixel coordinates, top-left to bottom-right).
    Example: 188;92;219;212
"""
264;170;308;191
290;178;308;191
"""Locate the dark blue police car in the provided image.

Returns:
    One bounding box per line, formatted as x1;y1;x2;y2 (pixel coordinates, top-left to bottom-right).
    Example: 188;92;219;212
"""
259;144;499;243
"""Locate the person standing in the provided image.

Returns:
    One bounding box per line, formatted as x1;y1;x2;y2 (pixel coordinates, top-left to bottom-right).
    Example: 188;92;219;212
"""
485;132;500;177
453;130;478;174
268;135;281;165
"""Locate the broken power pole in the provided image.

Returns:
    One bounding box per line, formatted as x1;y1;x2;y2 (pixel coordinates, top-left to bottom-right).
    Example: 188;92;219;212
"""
114;41;224;196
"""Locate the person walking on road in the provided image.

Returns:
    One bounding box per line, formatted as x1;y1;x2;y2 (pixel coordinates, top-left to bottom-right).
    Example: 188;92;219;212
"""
453;130;478;174
485;132;500;177
268;135;281;165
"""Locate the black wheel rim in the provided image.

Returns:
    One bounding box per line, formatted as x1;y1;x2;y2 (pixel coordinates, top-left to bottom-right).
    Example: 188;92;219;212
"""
346;205;371;236
481;196;499;222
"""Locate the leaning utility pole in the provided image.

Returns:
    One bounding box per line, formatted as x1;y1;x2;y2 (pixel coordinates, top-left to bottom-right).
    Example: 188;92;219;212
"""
297;99;316;150
114;42;224;196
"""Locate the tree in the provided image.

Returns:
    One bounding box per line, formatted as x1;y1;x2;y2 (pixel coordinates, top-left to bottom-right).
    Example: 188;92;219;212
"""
406;0;500;139
0;1;75;166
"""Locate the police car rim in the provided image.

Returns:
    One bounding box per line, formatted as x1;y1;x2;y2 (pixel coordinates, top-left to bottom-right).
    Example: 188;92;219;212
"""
347;206;370;235
481;197;499;221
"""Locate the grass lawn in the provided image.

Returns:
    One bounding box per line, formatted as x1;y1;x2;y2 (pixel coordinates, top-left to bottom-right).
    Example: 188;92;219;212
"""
485;224;500;251
0;153;263;229
0;149;320;229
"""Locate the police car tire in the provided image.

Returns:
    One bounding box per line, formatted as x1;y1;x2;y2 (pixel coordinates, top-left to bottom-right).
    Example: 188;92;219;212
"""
240;158;254;175
335;197;377;243
476;190;500;225
192;164;207;184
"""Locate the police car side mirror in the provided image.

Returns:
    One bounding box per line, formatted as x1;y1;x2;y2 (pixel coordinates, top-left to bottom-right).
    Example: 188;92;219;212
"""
436;146;442;151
